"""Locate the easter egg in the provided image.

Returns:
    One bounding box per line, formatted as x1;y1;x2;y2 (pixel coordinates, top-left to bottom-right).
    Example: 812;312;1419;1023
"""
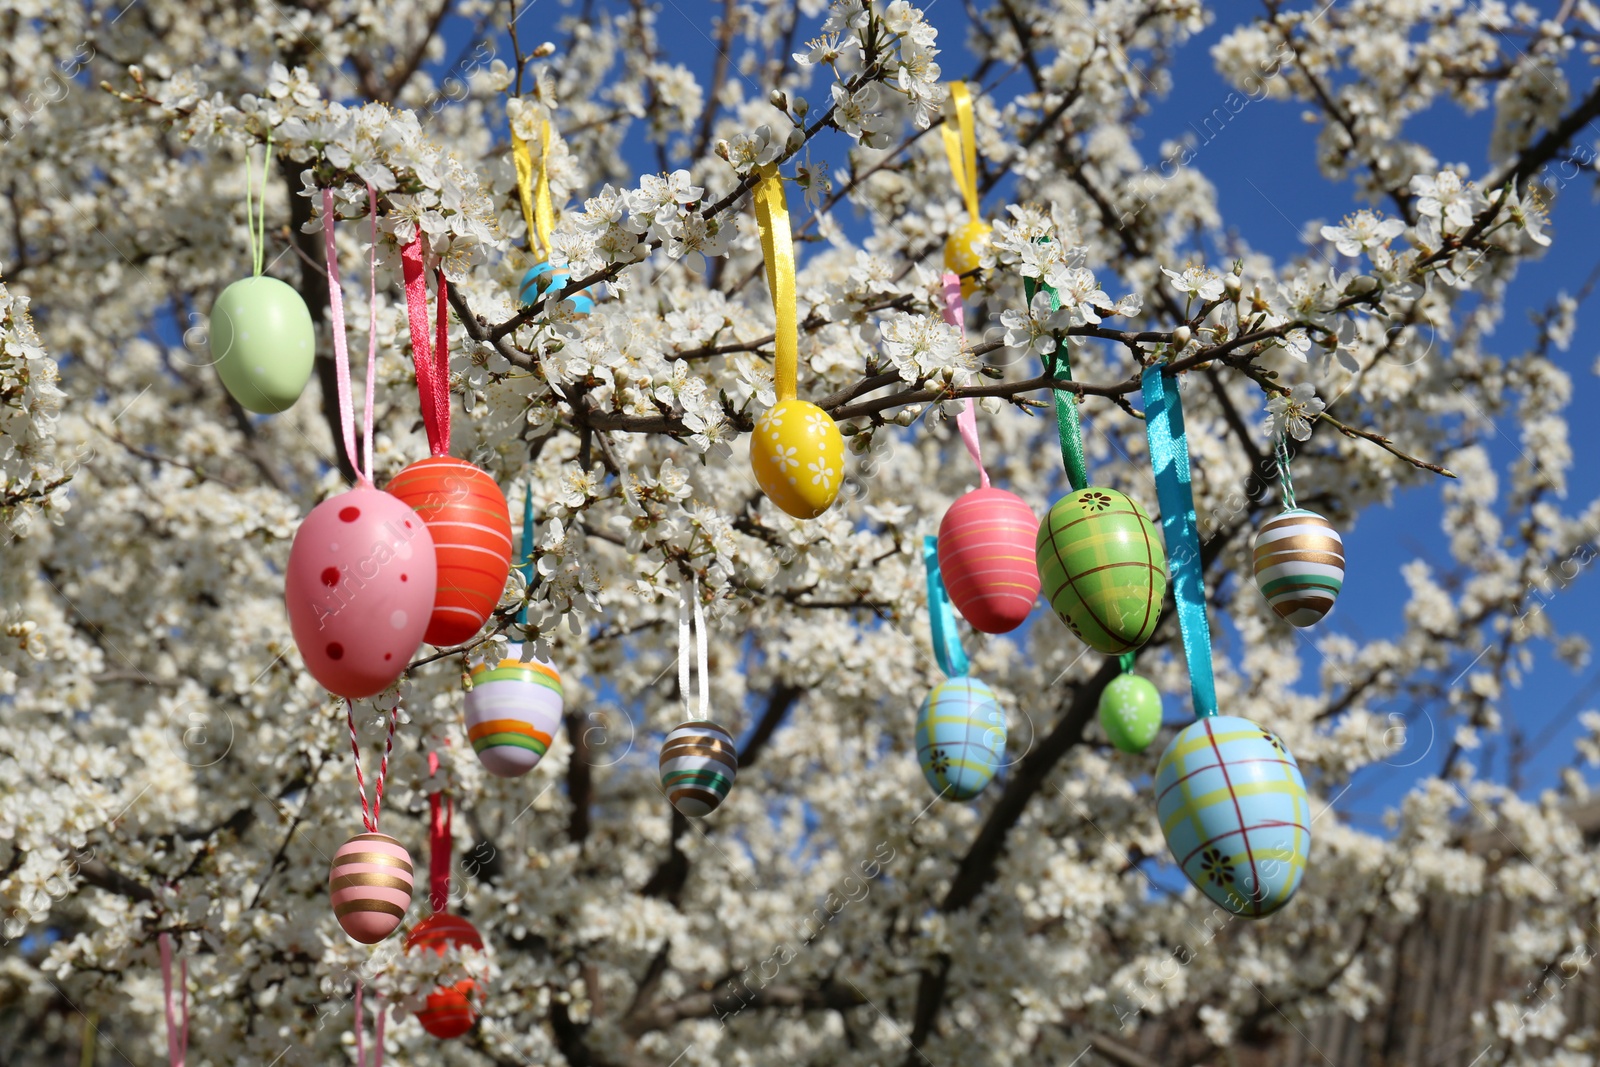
285;486;437;699
1035;487;1167;655
749;399;845;519
208;276;315;414
464;656;564;777
659;720;738;816
404;914;484;1039
329;832;414;944
914;676;1006;801
385;457;513;648
1154;715;1311;917
943;219;991;300
937;487;1040;634
1097;673;1162;754
519;261;593;315
1253;508;1345;627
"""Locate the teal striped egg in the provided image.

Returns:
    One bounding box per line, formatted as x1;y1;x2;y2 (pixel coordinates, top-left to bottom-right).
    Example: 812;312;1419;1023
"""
914;677;1006;801
1154;715;1311;917
1253;508;1344;627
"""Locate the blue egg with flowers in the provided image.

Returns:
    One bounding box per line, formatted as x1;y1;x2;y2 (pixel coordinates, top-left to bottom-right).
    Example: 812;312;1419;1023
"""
1154;715;1311;917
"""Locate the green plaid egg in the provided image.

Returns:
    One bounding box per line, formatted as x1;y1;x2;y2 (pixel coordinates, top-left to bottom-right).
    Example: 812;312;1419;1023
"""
1035;487;1167;654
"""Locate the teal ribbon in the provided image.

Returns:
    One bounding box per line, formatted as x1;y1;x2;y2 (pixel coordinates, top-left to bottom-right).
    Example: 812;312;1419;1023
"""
517;481;534;629
1140;364;1217;718
1023;250;1090;493
1118;652;1135;674
923;535;970;678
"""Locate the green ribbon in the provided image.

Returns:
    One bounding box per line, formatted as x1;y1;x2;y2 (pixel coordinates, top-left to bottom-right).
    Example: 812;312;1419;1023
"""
517;481;534;630
1023;258;1089;493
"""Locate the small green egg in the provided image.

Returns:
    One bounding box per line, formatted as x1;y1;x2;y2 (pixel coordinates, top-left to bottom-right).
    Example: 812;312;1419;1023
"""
209;276;315;414
1097;673;1163;754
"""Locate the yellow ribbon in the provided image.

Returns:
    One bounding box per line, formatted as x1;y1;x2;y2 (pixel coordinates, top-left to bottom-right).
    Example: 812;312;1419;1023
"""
752;163;797;402
939;82;981;221
511;105;556;259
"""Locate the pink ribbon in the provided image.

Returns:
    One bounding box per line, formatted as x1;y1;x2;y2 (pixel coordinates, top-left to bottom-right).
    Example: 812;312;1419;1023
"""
159;932;188;1067
942;272;989;489
321;187;379;486
354;980;386;1067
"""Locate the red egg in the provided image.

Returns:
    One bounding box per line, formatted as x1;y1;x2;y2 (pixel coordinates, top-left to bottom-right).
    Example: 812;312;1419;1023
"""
385;457;513;648
285;486;437;698
937;487;1041;634
405;913;484;1039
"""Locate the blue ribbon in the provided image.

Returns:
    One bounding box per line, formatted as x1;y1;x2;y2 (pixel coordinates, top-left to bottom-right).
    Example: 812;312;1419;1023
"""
1140;365;1217;719
923;535;970;679
517;481;534;629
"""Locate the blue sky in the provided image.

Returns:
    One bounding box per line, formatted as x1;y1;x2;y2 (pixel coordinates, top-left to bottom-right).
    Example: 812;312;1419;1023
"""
432;3;1600;827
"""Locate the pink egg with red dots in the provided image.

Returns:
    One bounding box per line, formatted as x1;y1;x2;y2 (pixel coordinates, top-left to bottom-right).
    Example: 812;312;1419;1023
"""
286;486;437;699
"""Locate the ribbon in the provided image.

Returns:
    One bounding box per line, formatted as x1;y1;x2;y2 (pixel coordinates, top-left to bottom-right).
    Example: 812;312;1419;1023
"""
345;698;400;833
939;82;981;222
400;235;453;457
245;132;273;277
678;574;710;721
511;105;556;259
923;535;971;679
321;187;380;485
516;481;535;630
1141;363;1218;719
752;164;798;402
353;980;386;1067
427;749;453;912
1118;652;1136;674
1023;260;1089;493
1274;434;1298;511
159;932;188;1067
942;273;989;488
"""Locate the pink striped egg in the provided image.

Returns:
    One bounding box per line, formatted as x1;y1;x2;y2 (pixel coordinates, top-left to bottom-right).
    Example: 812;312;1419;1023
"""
329;832;414;944
937;487;1041;634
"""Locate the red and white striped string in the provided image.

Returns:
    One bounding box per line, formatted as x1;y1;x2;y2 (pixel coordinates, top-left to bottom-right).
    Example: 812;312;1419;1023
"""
344;697;399;834
942;272;989;488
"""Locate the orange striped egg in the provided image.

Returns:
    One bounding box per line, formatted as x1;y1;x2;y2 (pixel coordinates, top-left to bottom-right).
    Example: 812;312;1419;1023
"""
937;487;1040;634
464;657;564;777
328;832;414;944
386;457;513;648
404;913;484;1039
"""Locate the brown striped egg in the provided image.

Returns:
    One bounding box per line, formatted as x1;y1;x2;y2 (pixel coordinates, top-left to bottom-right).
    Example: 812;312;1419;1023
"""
659;720;738;816
328;832;414;944
1252;508;1345;627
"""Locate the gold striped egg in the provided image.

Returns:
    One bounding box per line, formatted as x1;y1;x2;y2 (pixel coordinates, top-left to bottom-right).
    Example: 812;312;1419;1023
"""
659;720;738;816
1253;508;1345;627
328;832;414;944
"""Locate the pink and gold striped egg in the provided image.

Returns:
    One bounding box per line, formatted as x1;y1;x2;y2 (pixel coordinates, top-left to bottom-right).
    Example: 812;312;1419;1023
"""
937;487;1040;633
386;457;513;648
329;832;414;944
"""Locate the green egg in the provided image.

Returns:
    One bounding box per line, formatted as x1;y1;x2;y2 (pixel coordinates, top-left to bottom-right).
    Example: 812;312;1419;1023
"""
209;276;315;414
1097;673;1162;754
1035;487;1167;654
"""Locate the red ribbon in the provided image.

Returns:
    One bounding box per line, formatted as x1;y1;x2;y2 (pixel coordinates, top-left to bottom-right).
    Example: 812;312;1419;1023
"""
400;235;452;457
427;749;452;912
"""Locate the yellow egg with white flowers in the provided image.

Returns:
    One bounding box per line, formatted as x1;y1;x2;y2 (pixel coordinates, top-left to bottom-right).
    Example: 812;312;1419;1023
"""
750;399;846;519
944;220;992;300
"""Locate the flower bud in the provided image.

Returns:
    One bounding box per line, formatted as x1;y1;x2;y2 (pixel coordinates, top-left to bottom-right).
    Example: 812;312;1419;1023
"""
769;89;788;112
1172;325;1193;349
1224;273;1242;300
